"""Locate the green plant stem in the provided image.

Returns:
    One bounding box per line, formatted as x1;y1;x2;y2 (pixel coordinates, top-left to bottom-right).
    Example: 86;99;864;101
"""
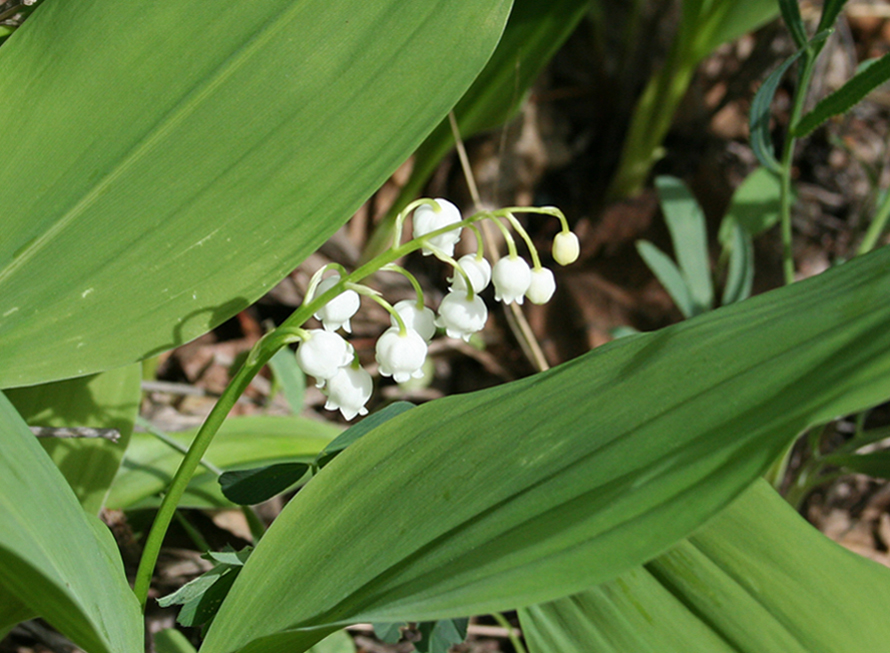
779;50;819;285
135;416;224;476
242;506;267;542
132;213;490;610
858;189;890;255
491;613;526;653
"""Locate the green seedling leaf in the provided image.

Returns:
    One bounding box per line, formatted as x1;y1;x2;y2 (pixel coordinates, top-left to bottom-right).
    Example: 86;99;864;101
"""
268;347;306;414
778;0;808;49
108;415;338;510
156;629;198;653
795;52;890;137
316;402;415;469
200;247;890;653
519;480;890;652
160;547;252;629
373;622;405;644
654;176;714;313
719;167;782;240
415;618;469;653
0;0;512;388
5;364;141;514
751;50;805;172
219;462;310;505
818;0;850;33
635;240;696;318
0;392;142;653
720;222;754;306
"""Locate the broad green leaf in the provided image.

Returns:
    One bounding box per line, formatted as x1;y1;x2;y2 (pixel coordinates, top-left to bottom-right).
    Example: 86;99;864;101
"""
308;630;356;653
654;176;713;313
316;401;415;468
0;0;512;388
719;167;782;240
519;480;890;652
635;241;695;318
201;246;890;653
156;629;198;653
0;392;142;653
683;0;780;61
219;462;310;505
365;0;589;258
0;600;33;634
778;0;808;49
751;50;805;172
795;53;890;137
5;364;141;514
107;416;338;510
268;347;306;415
818;0;849;33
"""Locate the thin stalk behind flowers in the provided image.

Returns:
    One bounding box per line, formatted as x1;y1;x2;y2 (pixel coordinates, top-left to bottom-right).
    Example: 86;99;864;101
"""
132;212;494;610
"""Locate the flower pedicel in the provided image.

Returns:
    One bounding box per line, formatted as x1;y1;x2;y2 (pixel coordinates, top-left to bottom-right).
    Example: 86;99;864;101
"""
292;199;578;419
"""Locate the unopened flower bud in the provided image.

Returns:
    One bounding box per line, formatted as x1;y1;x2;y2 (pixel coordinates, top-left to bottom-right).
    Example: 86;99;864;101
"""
391;300;437;343
313;273;361;333
526;267;556;304
449;254;492;294
295;330;354;388
435;291;488;341
376;327;428;383
324;365;373;420
412;198;463;257
552;231;580;266
492;256;531;305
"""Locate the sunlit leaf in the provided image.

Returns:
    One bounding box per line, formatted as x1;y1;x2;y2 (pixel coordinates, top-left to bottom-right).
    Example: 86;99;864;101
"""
201;246;890;653
0;0;512;388
519;480;890;652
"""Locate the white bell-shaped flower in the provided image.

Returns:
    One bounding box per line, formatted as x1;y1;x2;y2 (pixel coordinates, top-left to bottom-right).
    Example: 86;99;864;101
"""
448;254;492;294
526;267;556;305
295;330;354;388
552;231;580;266
313;273;361;333
492;256;532;305
435;290;488;341
412;198;463;257
376;326;428;383
324;365;373;420
391;299;437;343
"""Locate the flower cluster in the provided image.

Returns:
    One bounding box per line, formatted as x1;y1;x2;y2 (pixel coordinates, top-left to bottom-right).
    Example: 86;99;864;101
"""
292;198;579;420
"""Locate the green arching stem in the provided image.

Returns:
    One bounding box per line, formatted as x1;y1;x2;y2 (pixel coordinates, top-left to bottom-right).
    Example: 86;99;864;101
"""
381;263;427;311
352;285;409;336
133;213;487;609
503;212;541;269
424;243;476;300
135;416;266;542
491;613;527;653
779;47;821;285
173;510;212;552
500;205;570;233
468;223;485;259
392;198;442;250
489;216;518;259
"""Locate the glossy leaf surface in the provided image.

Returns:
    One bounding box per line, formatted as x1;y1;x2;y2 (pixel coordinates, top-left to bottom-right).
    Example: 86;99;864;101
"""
0;392;141;653
0;0;512;388
202;246;890;653
519;480;890;652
